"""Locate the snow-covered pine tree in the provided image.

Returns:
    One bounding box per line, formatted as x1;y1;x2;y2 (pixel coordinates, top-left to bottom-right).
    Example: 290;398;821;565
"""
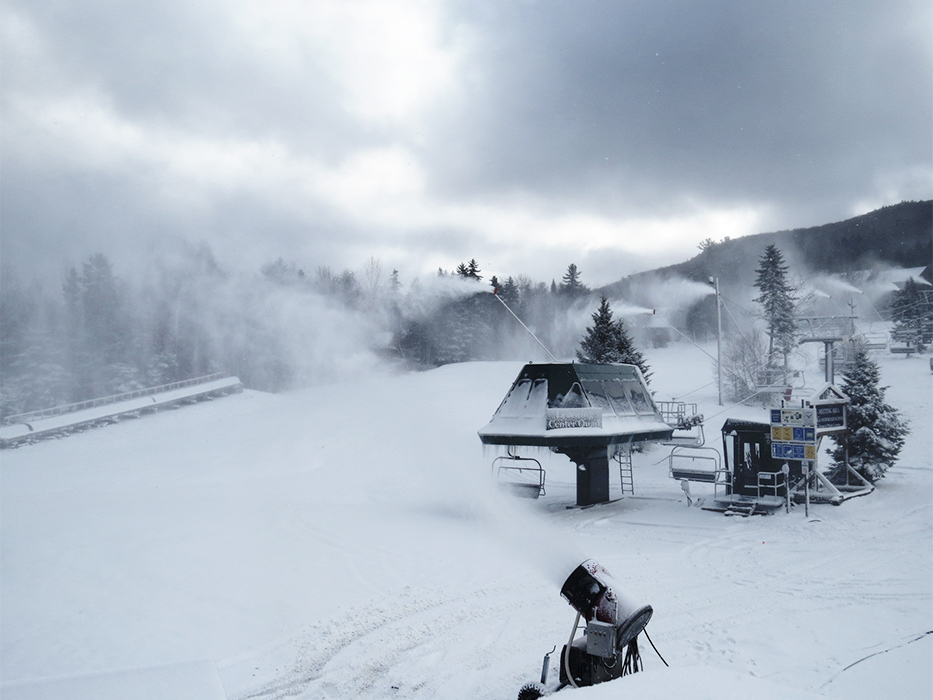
830;348;909;482
890;277;931;352
577;297;652;382
577;297;620;364
616;318;652;384
753;244;797;369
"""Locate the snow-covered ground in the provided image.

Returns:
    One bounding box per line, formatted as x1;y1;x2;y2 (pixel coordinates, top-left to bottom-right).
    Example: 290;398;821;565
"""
1;342;930;699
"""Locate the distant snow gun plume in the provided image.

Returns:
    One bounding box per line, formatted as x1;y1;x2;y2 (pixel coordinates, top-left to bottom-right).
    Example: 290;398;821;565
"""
616;274;716;320
195;270;390;391
612;302;655;317
394;273;489;321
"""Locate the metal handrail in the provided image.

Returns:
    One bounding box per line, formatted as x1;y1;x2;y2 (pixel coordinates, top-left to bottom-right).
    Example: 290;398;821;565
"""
756;469;787;498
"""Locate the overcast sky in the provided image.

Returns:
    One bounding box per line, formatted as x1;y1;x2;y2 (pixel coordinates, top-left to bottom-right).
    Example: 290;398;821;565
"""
2;0;931;288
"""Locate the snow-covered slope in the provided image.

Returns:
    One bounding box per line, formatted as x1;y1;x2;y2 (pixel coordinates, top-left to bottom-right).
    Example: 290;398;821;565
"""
1;344;930;699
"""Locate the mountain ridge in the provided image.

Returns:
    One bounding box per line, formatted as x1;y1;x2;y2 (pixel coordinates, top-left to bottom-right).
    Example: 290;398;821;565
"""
603;200;932;294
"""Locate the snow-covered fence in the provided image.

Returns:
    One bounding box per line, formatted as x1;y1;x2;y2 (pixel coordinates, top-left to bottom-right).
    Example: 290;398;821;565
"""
0;374;243;449
1;373;231;426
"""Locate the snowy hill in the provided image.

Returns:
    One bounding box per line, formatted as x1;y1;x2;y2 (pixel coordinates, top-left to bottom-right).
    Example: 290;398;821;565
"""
604;200;933;294
1;343;930;699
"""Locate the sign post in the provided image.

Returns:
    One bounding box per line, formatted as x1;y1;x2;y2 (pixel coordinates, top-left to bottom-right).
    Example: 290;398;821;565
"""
770;407;817;516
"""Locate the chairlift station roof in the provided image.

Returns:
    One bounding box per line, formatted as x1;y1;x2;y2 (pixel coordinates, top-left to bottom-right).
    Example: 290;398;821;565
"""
478;362;674;450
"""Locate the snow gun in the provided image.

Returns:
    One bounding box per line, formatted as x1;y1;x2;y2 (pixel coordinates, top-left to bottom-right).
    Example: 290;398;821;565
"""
517;560;661;699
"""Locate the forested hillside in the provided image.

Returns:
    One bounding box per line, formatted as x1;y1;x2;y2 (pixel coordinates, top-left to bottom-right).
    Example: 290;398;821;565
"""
604;200;932;294
1;201;929;418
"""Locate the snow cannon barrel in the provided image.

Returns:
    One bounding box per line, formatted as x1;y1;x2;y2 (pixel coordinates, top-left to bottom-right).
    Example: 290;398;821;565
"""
560;560;653;647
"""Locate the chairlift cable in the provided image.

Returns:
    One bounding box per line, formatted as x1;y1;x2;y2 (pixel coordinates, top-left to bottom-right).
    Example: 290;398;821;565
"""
493;291;558;362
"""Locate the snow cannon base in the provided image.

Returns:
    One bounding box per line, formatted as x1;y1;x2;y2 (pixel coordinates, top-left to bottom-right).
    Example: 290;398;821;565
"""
516;560;656;698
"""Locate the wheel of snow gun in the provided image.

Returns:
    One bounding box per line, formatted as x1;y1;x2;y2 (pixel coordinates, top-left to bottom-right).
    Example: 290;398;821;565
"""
517;681;546;699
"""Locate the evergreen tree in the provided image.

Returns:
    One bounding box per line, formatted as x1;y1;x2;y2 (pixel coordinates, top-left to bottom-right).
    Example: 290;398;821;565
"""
0;272;37;394
61;254;140;399
335;269;361;307
499;276;520;306
577;297;620;364
0;292;71;414
830;348;909;482
559;263;587;297
389;269;402;293
577;297;651;382
753;244;797;367
890;277;931;351
260;257;297;285
616;318;651;384
456;259;483;281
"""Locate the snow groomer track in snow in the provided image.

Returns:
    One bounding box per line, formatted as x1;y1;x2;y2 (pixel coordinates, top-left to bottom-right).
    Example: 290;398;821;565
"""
478;362;674;506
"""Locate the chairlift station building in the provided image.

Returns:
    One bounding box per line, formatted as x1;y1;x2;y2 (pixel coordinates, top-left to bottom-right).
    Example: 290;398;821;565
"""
478;362;673;506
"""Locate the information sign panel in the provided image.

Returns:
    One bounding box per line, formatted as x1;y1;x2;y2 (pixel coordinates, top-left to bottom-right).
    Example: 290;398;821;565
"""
770;406;817;463
816;404;846;429
771;442;816;461
770;408;816;427
770;426;816;443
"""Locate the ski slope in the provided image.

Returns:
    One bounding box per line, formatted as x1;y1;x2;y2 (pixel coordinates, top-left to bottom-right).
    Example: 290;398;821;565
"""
1;343;930;699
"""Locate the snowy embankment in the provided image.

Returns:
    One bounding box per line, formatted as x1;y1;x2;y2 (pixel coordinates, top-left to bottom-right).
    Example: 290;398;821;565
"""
1;344;930;699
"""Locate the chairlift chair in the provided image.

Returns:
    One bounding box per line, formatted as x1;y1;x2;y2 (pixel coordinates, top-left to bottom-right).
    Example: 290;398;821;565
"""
493;451;546;498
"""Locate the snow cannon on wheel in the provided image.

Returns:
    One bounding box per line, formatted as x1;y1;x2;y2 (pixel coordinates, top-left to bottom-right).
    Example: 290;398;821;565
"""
517;560;657;699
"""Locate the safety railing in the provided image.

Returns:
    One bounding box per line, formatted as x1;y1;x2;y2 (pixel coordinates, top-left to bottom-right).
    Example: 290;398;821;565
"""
2;373;231;426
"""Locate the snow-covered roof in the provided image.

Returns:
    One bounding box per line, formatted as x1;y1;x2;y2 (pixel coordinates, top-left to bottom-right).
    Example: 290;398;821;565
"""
477;362;673;448
810;382;850;404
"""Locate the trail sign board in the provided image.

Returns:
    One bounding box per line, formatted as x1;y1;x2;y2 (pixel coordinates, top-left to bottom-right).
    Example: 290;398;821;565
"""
809;384;848;433
815;404;845;429
770;407;817;461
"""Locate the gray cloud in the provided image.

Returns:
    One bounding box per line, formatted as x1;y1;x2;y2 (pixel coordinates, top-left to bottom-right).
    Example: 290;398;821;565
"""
428;1;931;215
2;0;930;288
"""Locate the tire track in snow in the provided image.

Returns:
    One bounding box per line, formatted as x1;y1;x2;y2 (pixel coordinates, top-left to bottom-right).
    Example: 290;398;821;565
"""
234;584;549;699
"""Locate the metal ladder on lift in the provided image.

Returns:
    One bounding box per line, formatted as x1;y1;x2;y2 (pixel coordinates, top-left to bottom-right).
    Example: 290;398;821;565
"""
616;451;634;495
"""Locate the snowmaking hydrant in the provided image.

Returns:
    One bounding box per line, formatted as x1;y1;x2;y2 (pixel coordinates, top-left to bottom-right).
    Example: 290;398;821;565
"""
518;560;655;699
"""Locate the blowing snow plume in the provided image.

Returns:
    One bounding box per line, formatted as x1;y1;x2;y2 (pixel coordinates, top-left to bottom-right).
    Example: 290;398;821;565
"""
132;246;398;392
0;242;398;416
601;274;719;349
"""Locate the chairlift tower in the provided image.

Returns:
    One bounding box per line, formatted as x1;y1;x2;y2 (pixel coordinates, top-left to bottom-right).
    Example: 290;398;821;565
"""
796;312;859;384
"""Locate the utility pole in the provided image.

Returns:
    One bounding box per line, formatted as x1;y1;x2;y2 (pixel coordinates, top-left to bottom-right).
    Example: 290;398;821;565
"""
710;277;723;406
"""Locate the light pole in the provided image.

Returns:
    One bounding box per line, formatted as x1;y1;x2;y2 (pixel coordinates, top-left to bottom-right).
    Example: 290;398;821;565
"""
709;277;723;406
